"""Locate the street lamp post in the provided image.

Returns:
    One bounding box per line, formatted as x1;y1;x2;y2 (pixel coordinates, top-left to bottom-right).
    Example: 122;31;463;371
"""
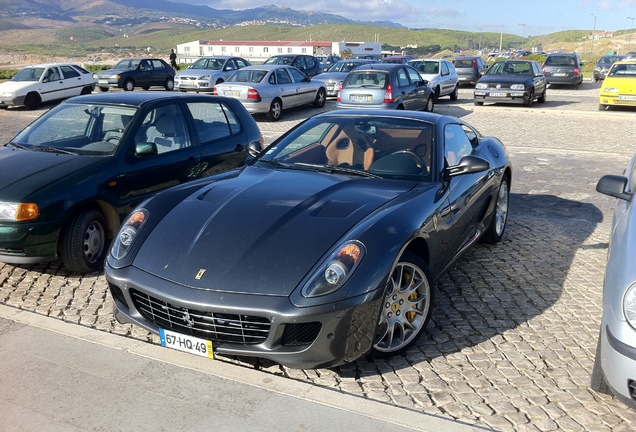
591;14;597;54
499;27;504;56
628;16;635;53
518;23;527;38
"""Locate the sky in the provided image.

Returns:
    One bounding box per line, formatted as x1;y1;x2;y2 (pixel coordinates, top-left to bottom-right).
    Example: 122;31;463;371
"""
176;0;636;36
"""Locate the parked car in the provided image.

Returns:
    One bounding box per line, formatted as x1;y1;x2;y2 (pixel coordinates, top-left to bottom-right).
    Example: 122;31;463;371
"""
408;58;459;101
591;155;636;409
316;55;342;72
542;52;584;88
336;63;434;112
0;63;95;110
213;65;326;121
0;92;263;273
453;56;489;86
105;109;512;369
599;60;636;110
175;56;251;92
94;58;175;92
593;55;625;82
474;60;547;107
318;59;380;97
381;55;416;64
262;54;322;77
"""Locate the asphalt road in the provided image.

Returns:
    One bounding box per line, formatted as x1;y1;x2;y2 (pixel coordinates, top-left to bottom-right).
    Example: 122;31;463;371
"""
1;81;636;431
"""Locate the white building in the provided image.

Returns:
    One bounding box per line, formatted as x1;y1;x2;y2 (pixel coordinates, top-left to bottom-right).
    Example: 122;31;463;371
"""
175;40;382;63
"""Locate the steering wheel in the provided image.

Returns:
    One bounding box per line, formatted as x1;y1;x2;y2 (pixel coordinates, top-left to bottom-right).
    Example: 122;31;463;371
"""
389;150;428;174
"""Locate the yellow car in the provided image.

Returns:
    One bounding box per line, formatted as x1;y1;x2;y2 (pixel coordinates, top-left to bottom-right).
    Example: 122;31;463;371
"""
599;60;636;110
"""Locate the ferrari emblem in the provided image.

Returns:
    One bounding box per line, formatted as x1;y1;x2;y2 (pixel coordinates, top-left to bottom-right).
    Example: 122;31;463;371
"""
195;269;206;280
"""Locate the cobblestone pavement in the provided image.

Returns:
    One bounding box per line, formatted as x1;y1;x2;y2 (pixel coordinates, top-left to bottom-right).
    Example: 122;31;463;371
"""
1;81;636;431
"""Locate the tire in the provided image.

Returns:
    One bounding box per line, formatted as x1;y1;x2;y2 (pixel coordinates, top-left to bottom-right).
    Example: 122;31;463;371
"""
450;85;458;101
474;100;483;106
481;176;510;244
80;86;92;95
123;79;135;91
433;86;440;102
312;88;326;108
537;88;547;103
24;92;41;110
60;209;108;274
590;333;612;395
423;96;434;112
524;90;534;107
164;77;174;91
99;87;109;92
265;98;282;121
599;104;609;111
371;252;433;358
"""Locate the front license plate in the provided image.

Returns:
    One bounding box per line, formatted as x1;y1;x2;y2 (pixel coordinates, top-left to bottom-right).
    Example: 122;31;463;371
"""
98;79;109;84
489;92;508;97
160;328;213;359
223;90;241;97
619;95;636;101
350;94;372;103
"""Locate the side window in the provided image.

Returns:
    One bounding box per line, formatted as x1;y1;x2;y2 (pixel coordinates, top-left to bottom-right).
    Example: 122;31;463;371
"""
306;56;316;68
136;104;191;154
60;66;80;79
441;61;449;76
444;124;474;166
288;67;308;83
405;67;421;86
294;57;306;70
397;68;410;87
236;59;249;69
139;60;151;71
185;101;240;145
276;69;292;84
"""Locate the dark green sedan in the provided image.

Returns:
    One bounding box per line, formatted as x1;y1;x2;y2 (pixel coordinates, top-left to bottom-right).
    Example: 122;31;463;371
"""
0;92;263;273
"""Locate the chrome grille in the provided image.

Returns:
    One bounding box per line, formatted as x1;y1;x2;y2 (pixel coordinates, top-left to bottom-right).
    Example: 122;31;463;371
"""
130;289;270;344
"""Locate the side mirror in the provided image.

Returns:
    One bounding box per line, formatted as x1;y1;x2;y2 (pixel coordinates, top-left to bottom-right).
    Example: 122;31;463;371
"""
134;142;158;158
446;155;489;179
596;174;632;201
247;140;263;158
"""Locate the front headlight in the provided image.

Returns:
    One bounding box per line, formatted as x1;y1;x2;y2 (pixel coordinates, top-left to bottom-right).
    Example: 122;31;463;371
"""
113;74;120;79
0;202;39;221
301;241;365;298
510;84;525;90
1;91;14;97
475;83;488;89
198;75;211;81
603;87;619;93
624;283;636;329
111;209;148;260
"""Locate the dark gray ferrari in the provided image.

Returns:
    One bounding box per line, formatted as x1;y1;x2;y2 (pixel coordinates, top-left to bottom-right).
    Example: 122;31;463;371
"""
105;110;512;369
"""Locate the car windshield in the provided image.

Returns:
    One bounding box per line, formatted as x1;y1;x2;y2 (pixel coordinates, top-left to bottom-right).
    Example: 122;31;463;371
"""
260;116;434;181
343;72;387;88
328;62;362;73
608;63;636;77
487;61;533;75
12;103;138;156
263;56;293;65
12;67;45;82
190;58;223;70
114;59;141;70
599;55;624;64
228;69;267;83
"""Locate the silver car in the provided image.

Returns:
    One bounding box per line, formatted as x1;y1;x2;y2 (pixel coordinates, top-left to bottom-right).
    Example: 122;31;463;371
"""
408;59;459;101
335;63;434;112
592;158;636;409
213;65;326;121
318;59;379;97
175;56;251;92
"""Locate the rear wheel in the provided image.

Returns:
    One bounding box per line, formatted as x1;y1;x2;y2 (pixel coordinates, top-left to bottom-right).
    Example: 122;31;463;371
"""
481;176;509;244
450;85;459;101
24;92;41;110
524;90;534;107
60;209;108;274
474;100;484;106
371;252;433;358
164;77;174;91
99;87;109;92
80;86;92;95
123;79;135;91
142;86;150;91
265;98;282;121
313;88;326;108
423;96;434;112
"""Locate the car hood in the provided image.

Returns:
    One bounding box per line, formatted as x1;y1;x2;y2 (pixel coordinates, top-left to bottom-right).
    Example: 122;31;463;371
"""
96;68;132;76
134;166;414;296
0;147;100;198
176;69;223;78
0;80;37;94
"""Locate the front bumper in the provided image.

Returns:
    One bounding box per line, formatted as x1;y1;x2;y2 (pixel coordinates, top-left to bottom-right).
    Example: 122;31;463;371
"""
105;263;384;369
474;90;531;105
600;94;636;107
0;94;26;107
176;78;213;92
600;313;636;409
0;219;61;264
96;78;122;89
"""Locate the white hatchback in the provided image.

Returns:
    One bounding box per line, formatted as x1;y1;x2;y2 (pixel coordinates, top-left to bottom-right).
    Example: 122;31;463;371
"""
0;63;96;110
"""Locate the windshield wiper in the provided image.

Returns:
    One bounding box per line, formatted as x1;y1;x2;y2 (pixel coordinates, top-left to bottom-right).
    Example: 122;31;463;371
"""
5;142;29;150
32;146;77;155
294;163;380;178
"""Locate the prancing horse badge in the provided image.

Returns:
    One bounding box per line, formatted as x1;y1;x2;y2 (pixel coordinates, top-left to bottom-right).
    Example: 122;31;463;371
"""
195;269;206;280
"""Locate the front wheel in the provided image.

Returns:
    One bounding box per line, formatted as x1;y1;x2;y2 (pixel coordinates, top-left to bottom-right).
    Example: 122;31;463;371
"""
537;88;547;103
164;77;174;91
590;333;612;395
370;252;433;358
24;92;41;110
481;176;510;244
313;88;326;108
265;98;282;121
423;96;434;112
99;87;109;92
60;209;108;274
123;79;135;91
80;86;92;95
524;90;534;107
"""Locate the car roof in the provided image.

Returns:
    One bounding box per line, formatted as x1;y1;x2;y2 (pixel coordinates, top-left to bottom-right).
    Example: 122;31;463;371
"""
239;64;294;71
351;63;406;72
61;91;222;107
26;63;82;68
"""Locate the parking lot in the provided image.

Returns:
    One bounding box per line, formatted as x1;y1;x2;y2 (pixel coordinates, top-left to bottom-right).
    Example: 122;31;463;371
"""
1;81;636;431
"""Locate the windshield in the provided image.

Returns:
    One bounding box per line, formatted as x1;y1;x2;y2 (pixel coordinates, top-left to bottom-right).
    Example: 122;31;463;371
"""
114;59;141;70
12;67;45;82
228;69;267;83
608;63;636;77
487;61;533;76
12;103;138;156
261;116;435;181
190;58;223;70
343;72;387;89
